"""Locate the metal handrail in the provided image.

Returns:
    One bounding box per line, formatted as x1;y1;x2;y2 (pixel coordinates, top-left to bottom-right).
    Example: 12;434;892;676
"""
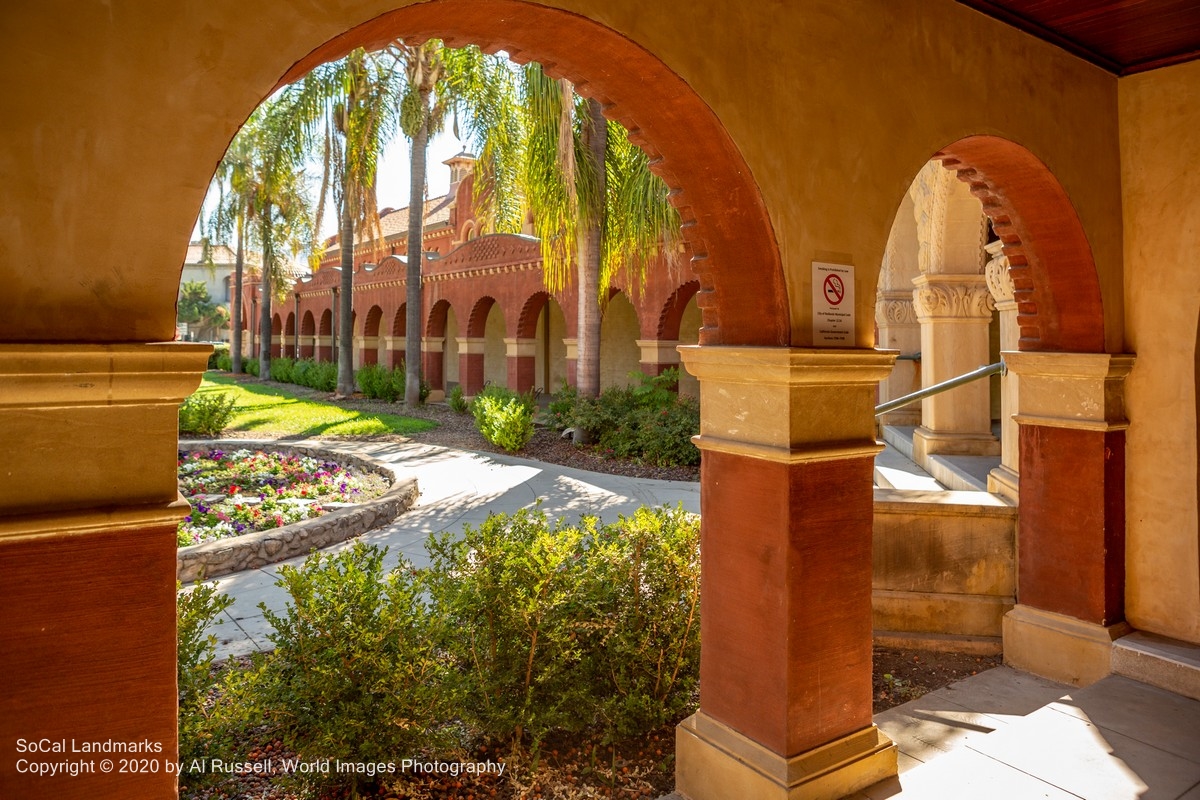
875;360;1004;417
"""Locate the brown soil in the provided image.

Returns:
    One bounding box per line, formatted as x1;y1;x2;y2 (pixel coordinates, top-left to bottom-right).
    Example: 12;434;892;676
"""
182;379;1000;799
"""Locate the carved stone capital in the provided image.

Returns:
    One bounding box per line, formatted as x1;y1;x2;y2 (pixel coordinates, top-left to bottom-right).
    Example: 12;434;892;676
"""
912;275;995;321
984;240;1015;305
874;290;918;327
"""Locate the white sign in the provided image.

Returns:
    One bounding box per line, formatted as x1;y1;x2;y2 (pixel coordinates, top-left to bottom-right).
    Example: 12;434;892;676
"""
812;261;855;346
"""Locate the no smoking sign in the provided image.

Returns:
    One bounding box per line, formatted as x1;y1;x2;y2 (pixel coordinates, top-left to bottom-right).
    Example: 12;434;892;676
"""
812;262;855;346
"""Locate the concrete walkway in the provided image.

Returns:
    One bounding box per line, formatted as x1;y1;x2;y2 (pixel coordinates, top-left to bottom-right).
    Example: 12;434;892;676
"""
191;439;700;660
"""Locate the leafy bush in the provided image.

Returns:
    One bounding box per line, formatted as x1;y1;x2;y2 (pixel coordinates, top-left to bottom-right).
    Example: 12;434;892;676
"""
471;385;536;452
571;370;699;466
179;391;236;436
252;543;449;791
424;504;701;744
290;357;315;386
215;350;233;372
447;384;469;414
207;344;230;371
307;360;337;392
177;582;233;769
269;356;294;383
356;363;398;401
245;357;261;377
543;380;577;431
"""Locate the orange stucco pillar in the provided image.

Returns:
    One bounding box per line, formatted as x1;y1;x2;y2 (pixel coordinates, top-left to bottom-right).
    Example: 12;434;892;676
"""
0;343;210;799
1001;352;1135;686
675;346;898;800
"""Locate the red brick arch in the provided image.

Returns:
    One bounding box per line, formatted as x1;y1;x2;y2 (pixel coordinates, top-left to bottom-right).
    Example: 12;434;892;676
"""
935;135;1105;353
657;280;701;340
274;0;787;347
363;305;384;337
516;291;553;339
466;296;499;338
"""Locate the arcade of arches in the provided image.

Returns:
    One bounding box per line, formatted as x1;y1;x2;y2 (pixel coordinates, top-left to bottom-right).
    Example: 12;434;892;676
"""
241;156;703;401
2;2;1199;799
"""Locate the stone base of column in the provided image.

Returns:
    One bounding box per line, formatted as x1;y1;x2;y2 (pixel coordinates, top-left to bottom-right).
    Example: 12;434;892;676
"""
1003;605;1131;687
912;426;1000;463
987;464;1019;504
676;713;896;800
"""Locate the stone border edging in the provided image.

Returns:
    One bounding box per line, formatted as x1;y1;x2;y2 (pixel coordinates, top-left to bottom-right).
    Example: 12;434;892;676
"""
177;440;418;583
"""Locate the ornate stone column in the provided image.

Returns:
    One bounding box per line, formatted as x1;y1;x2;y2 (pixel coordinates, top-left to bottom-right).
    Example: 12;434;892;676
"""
984;241;1020;502
504;337;537;393
675;346;898;800
0;343;210;799
1002;352;1135;686
910;274;999;465
874;291;921;426
458;336;486;396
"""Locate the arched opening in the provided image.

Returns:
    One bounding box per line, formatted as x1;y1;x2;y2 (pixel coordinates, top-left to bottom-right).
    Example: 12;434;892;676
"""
284;311;296;359
600;291;641;390
270;314;283;358
318;308;333;362
300;311;316;359
363;305;384;366
658;282;702;399
390;305;408;369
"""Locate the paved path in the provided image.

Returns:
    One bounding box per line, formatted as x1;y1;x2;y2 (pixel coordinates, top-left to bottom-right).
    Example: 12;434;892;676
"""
188;439;700;660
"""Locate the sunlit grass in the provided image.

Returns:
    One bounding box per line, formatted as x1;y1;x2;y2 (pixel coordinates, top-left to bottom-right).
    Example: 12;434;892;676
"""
194;372;437;437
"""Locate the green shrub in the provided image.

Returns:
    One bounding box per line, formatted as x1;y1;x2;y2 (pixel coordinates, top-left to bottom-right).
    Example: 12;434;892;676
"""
425;508;591;744
387;361;431;405
179;391;236;436
207;344;230;371
297;360;337;392
269;356;294;383
253;543;449;791
424;504;701;744
447;384;469;414
290;357;315;387
543;380;577;431
356;363;398;401
245;357;261;377
177;582;233;769
571;370;699;466
215;350;233;372
471;385;536;452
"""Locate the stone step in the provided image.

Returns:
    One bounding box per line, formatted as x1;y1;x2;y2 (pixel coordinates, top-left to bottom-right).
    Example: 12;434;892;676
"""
1113;630;1200;702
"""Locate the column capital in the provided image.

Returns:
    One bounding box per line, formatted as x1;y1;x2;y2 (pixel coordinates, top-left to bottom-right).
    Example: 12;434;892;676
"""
639;339;682;364
984;240;1016;306
503;337;537;358
1006;351;1136;431
457;336;486;355
420;336;443;354
875;290;918;327
912;273;995;321
0;342;210;528
678;346;896;463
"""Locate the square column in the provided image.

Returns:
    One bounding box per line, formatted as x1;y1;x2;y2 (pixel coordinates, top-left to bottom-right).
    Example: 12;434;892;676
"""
911;274;999;463
458;336;487;396
359;335;379;367
984;241;1020;502
504;337;538;394
563;337;579;389
638;338;682;379
1002;351;1135;686
676;346;898;800
874;292;921;426
384;335;405;369
421;337;444;400
0;343;210;799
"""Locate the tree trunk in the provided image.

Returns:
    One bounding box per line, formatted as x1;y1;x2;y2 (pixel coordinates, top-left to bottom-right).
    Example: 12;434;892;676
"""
575;97;607;401
405;98;430;409
258;205;272;379
336;168;356;396
231;214;244;374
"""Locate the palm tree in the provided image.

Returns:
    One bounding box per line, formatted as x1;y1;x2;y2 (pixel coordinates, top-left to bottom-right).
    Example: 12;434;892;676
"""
455;56;681;407
397;40;454;408
204;131;255;373
241;97;315;378
301;47;404;396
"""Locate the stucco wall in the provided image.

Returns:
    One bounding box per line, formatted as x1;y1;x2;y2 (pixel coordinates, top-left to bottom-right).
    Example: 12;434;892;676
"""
1121;60;1200;644
0;0;1122;352
600;293;641;390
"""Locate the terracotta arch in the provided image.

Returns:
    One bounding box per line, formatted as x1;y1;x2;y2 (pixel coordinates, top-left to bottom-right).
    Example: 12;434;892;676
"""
657;280;701;340
935;135;1105;353
363;305;384;338
466;296;499;338
426;299;452;338
516;291;552;339
274;0;787;347
392;305;407;338
300;311;316;337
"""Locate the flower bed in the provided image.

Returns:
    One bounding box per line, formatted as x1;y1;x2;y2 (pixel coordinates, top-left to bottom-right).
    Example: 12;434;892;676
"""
177;448;390;547
176;442;418;583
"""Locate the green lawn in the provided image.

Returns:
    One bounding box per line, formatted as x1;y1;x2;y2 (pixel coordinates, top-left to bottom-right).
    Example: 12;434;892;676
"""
194;373;437;437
